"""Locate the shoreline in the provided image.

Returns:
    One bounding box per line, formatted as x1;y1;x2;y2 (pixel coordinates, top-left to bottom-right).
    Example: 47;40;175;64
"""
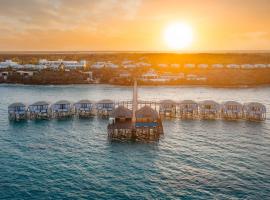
1;82;270;89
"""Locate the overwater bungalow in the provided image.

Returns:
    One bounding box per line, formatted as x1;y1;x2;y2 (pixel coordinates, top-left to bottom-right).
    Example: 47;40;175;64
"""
135;106;163;141
96;99;115;117
75;99;95;118
178;100;198;119
243;102;266;121
28;101;51;120
221;101;243;120
8;102;27;121
159;100;177;117
199;100;220;119
108;106;133;140
52;100;73;119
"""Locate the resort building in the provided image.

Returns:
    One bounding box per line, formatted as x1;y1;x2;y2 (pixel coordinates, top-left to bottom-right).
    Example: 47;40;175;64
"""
105;62;119;69
108;81;163;141
8;102;28;121
39;59;87;69
134;106;163;141
241;64;254;69
159;100;177;117
119;71;131;78
23;64;47;70
199;100;220;119
75;100;95;118
108;106;133;140
0;60;22;69
227;64;240;69
178;100;198;119
186;74;198;81
28;101;51;120
52;100;74;118
184;64;195;69
91;62;106;69
0;71;9;80
221;101;243;120
141;69;159;80
197;64;208;69
158;64;168;68
96;99;115;117
243;102;266;121
254;64;267;68
171;64;180;68
136;62;152;67
16;71;35;77
212;64;224;69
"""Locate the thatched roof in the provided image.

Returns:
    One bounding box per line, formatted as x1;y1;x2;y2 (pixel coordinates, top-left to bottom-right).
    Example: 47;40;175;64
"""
159;99;177;105
30;101;50;106
113;106;132;118
8;102;26;108
97;99;114;104
244;102;266;110
223;101;242;107
75;99;94;104
200;100;219;106
179;100;197;105
136;106;159;120
54;100;71;105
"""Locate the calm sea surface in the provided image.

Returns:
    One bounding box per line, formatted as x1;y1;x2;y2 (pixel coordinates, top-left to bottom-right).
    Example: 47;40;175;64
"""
0;84;270;199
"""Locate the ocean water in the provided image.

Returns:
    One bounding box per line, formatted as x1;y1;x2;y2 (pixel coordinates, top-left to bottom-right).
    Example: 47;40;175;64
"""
0;84;270;199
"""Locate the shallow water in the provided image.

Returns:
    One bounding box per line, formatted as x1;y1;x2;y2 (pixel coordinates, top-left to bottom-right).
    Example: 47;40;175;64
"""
0;84;270;199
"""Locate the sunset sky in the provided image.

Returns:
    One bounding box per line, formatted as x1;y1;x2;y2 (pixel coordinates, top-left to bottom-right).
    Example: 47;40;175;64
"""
0;0;270;51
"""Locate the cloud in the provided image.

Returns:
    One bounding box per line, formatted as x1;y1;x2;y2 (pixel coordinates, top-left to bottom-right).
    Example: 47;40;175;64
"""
0;0;141;34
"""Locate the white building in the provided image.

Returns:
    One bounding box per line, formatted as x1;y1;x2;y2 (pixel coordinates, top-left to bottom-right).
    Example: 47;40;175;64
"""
171;64;180;68
123;63;137;68
197;64;208;69
119;71;131;78
186;74;197;80
91;61;118;69
136;62;152;67
106;62;119;69
23;64;47;70
254;64;267;68
141;69;159;80
0;60;22;69
16;71;35;77
159;72;184;81
91;62;106;69
39;59;86;69
227;64;240;69
158;64;168;68
212;64;224;69
0;71;9;80
241;64;254;69
184;64;195;69
122;60;134;65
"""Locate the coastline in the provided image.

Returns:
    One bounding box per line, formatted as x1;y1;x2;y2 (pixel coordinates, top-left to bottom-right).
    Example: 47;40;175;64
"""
1;82;270;89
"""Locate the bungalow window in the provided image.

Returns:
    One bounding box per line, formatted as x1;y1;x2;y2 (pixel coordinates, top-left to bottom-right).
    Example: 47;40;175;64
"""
59;104;67;109
81;103;88;108
205;105;211;109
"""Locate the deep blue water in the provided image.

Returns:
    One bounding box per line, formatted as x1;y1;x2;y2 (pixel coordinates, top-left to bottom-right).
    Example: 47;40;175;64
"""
0;84;270;199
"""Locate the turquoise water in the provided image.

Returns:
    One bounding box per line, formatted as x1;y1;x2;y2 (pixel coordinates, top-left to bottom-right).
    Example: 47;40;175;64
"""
0;84;270;199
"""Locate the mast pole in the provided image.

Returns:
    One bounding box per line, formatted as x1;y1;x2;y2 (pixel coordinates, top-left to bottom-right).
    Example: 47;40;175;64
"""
132;79;138;123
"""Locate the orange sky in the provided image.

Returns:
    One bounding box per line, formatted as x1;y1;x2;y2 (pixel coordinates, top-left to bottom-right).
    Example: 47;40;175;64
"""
0;0;270;51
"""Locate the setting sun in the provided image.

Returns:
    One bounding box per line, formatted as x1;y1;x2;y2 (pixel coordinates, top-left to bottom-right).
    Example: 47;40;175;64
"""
164;22;193;50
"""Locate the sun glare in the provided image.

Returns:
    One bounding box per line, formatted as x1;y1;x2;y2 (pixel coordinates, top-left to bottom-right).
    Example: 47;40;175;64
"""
164;22;193;50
